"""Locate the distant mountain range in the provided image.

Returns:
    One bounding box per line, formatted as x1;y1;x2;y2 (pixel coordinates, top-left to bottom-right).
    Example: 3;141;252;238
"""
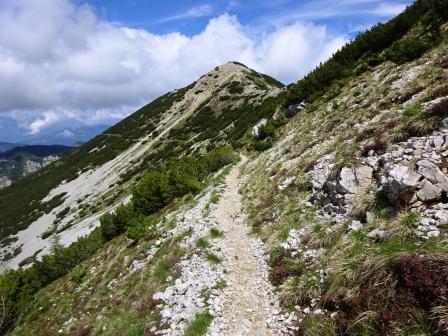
21;124;110;146
0;145;73;160
0;145;73;188
0;123;110;147
0;142;24;153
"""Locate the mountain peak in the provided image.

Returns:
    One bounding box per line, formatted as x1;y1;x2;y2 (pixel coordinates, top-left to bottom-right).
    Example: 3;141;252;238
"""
201;61;251;82
193;61;283;97
218;61;249;71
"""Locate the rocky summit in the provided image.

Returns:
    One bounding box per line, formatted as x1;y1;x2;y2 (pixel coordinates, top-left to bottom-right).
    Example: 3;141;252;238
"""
1;1;448;336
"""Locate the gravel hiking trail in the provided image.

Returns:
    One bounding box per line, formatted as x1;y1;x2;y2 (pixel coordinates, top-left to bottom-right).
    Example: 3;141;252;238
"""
207;156;295;335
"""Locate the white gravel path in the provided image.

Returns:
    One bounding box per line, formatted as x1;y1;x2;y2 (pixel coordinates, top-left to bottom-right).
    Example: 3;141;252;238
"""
207;156;296;335
154;157;296;335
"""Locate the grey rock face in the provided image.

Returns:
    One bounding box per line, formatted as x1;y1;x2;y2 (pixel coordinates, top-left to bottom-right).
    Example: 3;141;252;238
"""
0;176;12;190
338;166;373;194
388;164;421;187
442;117;448;129
383;164;422;206
416;179;443;202
251;118;267;139
338;168;358;194
417;160;448;191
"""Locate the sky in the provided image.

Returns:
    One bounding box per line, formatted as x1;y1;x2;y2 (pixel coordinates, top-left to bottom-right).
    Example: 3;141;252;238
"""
0;0;413;144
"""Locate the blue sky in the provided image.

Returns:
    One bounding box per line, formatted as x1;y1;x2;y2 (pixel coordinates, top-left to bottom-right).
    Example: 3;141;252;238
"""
0;0;413;144
83;0;412;35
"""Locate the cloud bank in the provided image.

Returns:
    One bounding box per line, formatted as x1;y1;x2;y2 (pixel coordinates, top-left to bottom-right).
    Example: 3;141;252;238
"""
0;0;347;136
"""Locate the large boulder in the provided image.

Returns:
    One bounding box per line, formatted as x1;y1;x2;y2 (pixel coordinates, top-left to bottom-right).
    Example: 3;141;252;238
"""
338;166;373;194
388;164;421;187
416;179;443;202
338;167;358;194
311;154;334;190
417;160;448;191
383;164;422;207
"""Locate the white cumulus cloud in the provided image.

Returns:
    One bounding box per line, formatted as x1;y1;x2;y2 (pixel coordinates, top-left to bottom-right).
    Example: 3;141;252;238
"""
27;111;60;135
0;0;347;135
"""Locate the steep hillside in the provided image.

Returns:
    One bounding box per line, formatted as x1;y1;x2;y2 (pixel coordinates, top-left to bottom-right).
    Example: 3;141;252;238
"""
1;1;448;335
242;39;448;335
0;62;283;271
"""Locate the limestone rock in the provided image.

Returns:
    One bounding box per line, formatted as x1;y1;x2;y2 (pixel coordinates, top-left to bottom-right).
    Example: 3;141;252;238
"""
348;220;363;231
417;160;448;191
388;164;421;188
383;164;422;206
434;210;448;225
338;166;373;194
416;180;442;202
251;118;267;139
366;212;376;224
367;229;386;240
338;168;358;194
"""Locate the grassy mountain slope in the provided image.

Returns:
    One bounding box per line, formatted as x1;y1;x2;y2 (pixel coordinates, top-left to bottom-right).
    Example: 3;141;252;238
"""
1;0;448;335
242;37;448;335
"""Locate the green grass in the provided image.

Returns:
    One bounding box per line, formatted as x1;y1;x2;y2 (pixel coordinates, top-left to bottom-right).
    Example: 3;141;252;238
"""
400;212;420;228
216;279;227;289
277;228;289;241
200;288;211;303
185;312;213;336
205;252;221;263
154;261;171;283
124;324;146;336
196;238;210;249
302;315;337;336
210;193;220;204
209;227;223;238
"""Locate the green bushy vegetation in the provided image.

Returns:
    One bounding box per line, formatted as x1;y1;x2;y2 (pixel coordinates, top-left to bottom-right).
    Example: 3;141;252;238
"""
180;95;285;147
132;147;236;216
253;139;273;152
227;81;244;94
252;118;287;152
0;147;236;335
385;35;433;63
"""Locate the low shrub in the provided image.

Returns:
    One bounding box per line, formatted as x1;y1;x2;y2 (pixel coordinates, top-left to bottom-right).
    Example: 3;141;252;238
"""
253;140;273;152
258;123;276;140
100;203;135;241
385;35;432;64
132;147;236;216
